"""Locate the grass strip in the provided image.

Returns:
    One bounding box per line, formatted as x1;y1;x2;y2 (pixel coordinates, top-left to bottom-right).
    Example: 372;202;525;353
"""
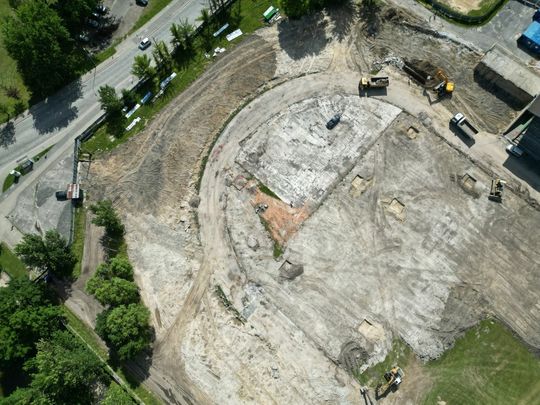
93;45;117;65
0;242;27;279
2;144;55;192
71;207;87;278
259;183;279;200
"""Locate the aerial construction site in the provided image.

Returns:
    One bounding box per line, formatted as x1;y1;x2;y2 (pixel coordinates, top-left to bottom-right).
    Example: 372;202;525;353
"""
66;0;540;403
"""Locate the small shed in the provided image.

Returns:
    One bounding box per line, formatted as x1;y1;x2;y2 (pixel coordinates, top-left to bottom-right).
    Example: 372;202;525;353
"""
263;6;278;21
518;21;540;55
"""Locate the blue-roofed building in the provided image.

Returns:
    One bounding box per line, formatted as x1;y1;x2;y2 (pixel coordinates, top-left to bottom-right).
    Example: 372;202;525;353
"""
518;21;540;55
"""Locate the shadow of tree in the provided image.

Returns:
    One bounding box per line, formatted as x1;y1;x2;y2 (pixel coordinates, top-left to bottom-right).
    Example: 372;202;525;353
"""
326;1;358;42
358;0;382;37
277;12;329;60
0;122;16;149
29;79;82;135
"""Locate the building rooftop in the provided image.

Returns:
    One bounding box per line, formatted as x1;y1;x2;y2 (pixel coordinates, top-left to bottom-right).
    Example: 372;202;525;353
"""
523;21;540;46
480;44;540;97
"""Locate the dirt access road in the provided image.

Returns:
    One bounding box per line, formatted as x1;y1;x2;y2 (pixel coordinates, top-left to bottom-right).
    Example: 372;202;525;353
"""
87;3;540;403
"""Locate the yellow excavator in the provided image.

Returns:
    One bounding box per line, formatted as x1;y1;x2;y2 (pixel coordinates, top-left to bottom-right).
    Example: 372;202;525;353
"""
433;68;455;98
376;366;404;399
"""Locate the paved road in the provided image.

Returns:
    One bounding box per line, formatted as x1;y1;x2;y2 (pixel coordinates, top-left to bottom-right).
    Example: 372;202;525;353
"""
0;0;207;188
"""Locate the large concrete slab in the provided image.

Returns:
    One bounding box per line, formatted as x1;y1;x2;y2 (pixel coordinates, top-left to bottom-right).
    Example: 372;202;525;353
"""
228;112;540;364
237;95;401;207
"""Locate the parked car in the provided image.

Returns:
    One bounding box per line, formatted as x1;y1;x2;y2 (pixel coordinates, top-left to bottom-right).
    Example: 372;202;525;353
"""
78;32;90;42
139;37;151;50
326;114;341;130
95;4;108;14
506;144;524;157
55;190;67;201
136;0;149;6
86;18;99;28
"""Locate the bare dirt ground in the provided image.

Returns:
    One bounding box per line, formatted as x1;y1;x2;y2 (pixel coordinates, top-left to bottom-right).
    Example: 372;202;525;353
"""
85;3;540;404
438;0;483;13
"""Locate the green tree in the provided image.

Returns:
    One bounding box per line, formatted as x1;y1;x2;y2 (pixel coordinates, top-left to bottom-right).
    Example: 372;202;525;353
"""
0;278;63;366
152;41;173;72
20;330;105;404
197;8;213;51
108;256;134;280
0;103;10;121
121;89;137;110
87;277;139;307
131;54;155;80
2;0;84;97
98;85;123;117
170;20;194;54
96;304;151;360
89;200;125;236
53;0;99;35
86;257;137;306
278;0;308;18
1;386;50;405
102;383;135;405
15;230;75;277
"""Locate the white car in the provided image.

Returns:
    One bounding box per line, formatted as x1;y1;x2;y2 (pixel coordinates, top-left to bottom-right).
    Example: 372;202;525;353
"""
139;37;151;50
506;144;524;157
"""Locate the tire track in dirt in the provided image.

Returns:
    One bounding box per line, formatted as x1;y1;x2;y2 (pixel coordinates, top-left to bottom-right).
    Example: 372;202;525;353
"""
90;34;277;405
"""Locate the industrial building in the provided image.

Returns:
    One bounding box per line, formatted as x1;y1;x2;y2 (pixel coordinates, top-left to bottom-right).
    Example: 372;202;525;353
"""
518;20;540;55
475;44;540;108
506;95;540;160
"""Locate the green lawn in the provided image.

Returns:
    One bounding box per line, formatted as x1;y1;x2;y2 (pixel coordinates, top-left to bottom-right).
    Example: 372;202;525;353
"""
0;242;27;279
424;319;540;404
359;319;540;404
71;207;87;278
0;0;31;123
82;0;271;155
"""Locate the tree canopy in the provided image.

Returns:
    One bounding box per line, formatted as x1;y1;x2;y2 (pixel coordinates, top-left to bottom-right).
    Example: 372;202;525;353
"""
131;54;155;80
52;0;99;35
96;304;151;360
89;200;125;236
87;256;137;307
15;230;75;277
23;330;105;404
102;383;135;405
2;0;86;97
98;86;124;117
107;256;134;280
87;277;139;307
0;278;64;366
